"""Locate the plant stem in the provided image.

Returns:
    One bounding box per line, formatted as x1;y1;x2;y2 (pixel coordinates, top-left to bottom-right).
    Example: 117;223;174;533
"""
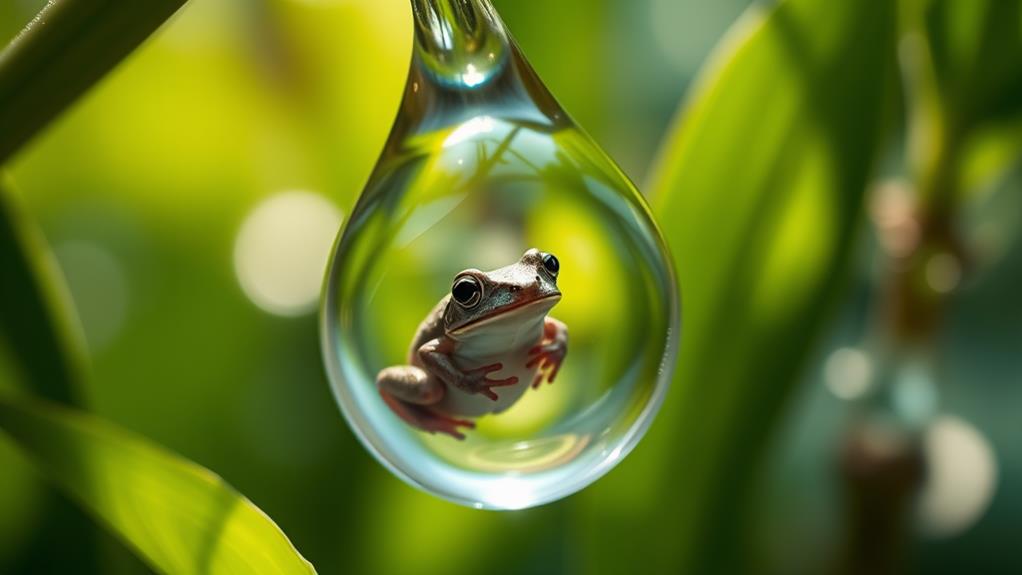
837;3;968;572
0;0;187;164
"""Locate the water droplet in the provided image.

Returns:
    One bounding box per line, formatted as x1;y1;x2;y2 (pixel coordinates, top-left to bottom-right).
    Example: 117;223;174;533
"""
321;0;678;509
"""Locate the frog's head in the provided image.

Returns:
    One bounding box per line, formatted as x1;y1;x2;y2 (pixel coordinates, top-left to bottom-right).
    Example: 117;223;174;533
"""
444;248;561;336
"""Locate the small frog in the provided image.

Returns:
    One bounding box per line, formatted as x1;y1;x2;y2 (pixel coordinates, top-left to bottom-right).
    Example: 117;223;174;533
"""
376;248;568;439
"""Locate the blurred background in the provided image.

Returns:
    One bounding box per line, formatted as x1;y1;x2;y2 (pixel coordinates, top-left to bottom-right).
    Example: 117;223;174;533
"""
0;0;1019;573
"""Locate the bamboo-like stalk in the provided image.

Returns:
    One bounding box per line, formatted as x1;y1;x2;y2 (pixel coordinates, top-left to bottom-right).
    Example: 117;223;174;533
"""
0;0;187;164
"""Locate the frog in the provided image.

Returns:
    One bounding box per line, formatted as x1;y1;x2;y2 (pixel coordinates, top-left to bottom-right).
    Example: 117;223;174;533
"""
376;248;568;439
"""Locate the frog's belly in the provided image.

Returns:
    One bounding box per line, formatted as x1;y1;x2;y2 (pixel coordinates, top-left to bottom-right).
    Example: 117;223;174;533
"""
436;326;543;417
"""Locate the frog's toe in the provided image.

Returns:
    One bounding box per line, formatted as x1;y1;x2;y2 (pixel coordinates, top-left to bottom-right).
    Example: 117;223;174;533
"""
424;410;474;439
532;372;546;389
380;390;474;439
547;351;565;380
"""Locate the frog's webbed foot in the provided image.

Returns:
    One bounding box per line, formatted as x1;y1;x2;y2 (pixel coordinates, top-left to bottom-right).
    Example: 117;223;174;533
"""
379;390;475;440
418;339;517;402
528;317;568;388
457;363;518;401
377;365;473;439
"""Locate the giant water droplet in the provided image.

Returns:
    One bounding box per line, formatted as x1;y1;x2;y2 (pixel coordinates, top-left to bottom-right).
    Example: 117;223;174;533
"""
321;0;678;509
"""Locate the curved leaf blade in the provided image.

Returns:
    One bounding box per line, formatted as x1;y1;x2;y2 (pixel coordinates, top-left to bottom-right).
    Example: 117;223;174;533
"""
925;0;1022;130
580;0;896;572
0;178;86;405
0;394;315;575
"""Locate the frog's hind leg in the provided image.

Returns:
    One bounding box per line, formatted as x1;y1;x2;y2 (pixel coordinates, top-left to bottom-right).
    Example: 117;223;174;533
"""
377;366;444;404
376;366;474;439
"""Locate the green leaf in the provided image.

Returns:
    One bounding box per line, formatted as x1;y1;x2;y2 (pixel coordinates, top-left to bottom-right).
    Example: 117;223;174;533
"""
958;113;1022;198
0;178;86;405
911;0;1022;202
0;175;314;575
0;2;310;573
925;0;1022;132
0;0;187;163
0;393;316;575
580;0;896;572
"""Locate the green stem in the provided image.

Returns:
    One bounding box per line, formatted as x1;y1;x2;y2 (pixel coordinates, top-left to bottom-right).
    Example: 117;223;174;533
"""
0;0;187;164
886;0;966;341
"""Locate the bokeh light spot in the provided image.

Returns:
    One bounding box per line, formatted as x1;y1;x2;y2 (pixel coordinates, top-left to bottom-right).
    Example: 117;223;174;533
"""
234;190;343;316
824;347;873;400
870;180;920;258
925;252;962;294
650;0;749;74
54;241;130;352
919;416;998;538
892;359;938;424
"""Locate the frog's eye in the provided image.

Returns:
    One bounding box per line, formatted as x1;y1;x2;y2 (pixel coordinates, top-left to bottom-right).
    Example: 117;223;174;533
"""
452;276;482;307
542;253;560;277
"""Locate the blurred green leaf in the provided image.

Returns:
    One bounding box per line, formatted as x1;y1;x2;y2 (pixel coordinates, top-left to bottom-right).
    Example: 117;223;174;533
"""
1;3;317;566
0;179;85;405
0;0;186;163
959;114;1022;198
0;177;315;573
925;0;1022;132
910;0;1022;202
580;0;896;572
0;393;316;575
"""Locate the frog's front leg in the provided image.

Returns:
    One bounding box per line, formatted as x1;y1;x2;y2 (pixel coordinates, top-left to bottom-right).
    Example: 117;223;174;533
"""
376;366;474;439
528;317;568;388
418;337;519;401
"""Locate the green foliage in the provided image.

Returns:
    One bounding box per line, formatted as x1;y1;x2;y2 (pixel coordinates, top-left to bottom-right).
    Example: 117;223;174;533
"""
580;0;896;572
0;190;318;572
0;181;317;574
0;393;315;575
913;0;1022;201
924;0;1022;131
0;181;85;405
1;0;1019;573
0;1;315;572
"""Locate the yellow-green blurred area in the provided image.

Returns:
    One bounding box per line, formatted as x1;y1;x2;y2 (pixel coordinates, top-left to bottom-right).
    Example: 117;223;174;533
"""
1;0;1021;574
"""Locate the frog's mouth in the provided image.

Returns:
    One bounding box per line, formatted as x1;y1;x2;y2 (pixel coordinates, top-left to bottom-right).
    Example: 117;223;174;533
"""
449;293;561;337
